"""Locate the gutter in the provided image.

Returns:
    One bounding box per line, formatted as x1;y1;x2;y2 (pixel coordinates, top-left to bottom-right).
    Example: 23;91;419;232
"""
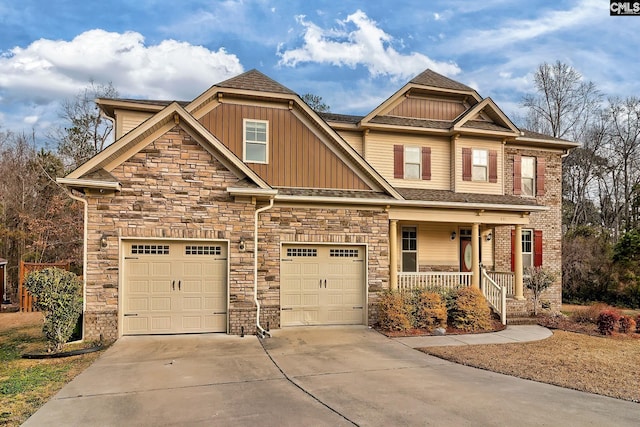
65;189;88;341
254;197;275;338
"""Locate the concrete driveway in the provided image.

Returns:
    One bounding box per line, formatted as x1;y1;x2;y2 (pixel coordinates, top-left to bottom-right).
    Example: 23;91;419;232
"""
24;327;640;426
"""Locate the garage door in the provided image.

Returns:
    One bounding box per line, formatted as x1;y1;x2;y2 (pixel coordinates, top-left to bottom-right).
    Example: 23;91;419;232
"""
280;245;365;326
122;240;227;335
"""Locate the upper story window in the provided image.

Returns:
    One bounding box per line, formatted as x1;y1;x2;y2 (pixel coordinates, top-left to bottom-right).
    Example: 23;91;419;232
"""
243;119;268;163
472;149;488;181
404;147;421;179
521;157;536;197
394;145;431;180
513;155;545;197
462;148;497;183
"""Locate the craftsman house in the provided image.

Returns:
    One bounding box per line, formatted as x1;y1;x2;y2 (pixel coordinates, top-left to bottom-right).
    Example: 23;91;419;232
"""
58;69;577;341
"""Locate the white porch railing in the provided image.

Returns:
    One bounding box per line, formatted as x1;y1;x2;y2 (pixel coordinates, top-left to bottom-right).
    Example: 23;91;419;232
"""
397;272;472;292
486;271;515;297
480;268;507;325
396;270;507;325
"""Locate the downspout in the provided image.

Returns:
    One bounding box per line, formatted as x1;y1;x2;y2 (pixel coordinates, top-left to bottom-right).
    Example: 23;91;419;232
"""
67;189;88;340
254;197;274;338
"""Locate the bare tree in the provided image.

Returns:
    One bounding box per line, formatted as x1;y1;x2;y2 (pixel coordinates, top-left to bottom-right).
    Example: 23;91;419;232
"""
522;61;601;141
51;81;118;171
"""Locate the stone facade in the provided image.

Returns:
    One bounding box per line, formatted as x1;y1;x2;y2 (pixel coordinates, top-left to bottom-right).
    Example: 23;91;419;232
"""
83;127;257;341
81;126;392;340
258;207;389;328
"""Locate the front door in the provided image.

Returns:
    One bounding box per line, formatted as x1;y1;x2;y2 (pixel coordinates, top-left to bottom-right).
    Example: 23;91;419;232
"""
460;232;473;272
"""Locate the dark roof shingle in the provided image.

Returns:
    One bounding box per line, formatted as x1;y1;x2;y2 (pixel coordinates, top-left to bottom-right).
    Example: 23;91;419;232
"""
216;69;296;95
410;69;475;92
397;188;539;207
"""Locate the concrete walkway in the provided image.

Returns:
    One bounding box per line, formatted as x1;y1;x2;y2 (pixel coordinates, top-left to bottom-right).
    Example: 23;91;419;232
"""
393;324;552;348
23;326;640;426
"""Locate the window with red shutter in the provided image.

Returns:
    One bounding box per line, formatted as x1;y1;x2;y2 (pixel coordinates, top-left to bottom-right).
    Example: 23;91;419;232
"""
513;155;521;195
394;145;404;179
489;150;497;183
536;157;546;196
462;148;472;181
421;147;431;180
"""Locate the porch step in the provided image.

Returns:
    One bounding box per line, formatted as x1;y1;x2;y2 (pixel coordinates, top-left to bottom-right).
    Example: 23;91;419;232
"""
508;316;539;326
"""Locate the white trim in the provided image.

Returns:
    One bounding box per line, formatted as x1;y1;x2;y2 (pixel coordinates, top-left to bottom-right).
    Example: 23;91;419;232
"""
56;178;121;191
243;118;269;164
227;187;278;198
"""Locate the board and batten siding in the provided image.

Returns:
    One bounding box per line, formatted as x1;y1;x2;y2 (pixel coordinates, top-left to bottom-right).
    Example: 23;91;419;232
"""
199;103;371;190
454;137;503;195
387;97;466;121
365;132;450;190
116;110;154;139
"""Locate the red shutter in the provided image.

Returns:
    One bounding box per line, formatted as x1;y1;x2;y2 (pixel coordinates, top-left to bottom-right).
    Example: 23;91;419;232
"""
536;157;546;196
511;229;515;272
489;150;498;183
462;148;472;181
513;155;521;195
394;145;404;179
534;230;543;267
421;147;431;180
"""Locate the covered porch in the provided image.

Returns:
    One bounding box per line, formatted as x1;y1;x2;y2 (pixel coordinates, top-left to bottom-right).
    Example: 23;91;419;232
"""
387;205;539;323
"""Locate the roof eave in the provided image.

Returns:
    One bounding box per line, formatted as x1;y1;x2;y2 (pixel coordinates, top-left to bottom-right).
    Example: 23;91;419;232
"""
57;177;121;191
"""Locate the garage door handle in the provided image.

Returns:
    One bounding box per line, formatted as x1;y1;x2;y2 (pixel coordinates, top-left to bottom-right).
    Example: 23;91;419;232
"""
172;280;175;291
178;280;181;291
353;306;364;310
319;279;322;288
324;279;327;288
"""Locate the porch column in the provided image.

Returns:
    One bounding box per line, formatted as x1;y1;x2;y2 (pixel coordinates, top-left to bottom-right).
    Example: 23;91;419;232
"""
471;223;480;288
389;220;398;290
514;224;525;300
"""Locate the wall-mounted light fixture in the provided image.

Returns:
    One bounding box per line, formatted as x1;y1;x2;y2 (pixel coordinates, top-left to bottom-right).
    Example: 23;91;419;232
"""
100;234;108;248
486;232;492;242
450;231;457;240
238;238;246;252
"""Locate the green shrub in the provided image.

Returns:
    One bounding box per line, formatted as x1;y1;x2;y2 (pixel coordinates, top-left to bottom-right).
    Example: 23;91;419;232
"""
376;290;412;331
412;290;447;331
449;287;493;332
569;302;611;324
24;267;83;352
618;316;636;334
596;309;621;335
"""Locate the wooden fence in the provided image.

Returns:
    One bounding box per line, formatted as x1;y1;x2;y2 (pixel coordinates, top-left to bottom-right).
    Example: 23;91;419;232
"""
19;261;70;312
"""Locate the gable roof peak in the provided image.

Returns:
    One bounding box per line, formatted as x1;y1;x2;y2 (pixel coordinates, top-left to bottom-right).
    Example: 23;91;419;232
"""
215;69;297;95
410;69;475;93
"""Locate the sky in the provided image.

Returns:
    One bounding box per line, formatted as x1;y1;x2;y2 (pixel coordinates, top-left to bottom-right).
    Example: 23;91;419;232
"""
0;0;638;146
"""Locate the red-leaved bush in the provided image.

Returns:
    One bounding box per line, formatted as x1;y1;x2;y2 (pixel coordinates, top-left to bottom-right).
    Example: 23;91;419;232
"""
597;310;621;335
618;316;636;334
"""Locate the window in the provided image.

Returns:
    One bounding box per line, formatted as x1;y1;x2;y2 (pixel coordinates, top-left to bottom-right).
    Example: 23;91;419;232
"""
521;157;535;197
401;226;417;272
244;119;268;163
521;229;533;268
404;147;421;179
394;145;431;180
472;149;488;181
286;248;317;257
511;229;543;271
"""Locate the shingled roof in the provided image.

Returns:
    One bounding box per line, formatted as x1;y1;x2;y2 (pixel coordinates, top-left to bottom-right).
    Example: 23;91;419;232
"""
216;69;296;95
397;188;540;207
410;69;475;92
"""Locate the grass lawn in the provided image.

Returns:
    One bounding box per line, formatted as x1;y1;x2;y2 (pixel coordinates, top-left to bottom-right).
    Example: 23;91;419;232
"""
419;305;640;403
0;312;103;427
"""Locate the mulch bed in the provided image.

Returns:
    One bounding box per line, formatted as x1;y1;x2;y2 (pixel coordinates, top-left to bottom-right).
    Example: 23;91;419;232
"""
378;318;506;337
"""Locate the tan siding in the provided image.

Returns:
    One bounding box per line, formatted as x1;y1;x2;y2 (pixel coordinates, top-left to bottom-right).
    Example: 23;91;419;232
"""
419;223;458;267
455;137;503;195
481;229;494;268
116;110;154;139
198;103;370;190
388;97;466;120
336;130;364;155
365;131;450;190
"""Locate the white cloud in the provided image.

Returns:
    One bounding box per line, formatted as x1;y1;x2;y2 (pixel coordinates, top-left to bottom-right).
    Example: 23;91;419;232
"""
278;10;460;80
0;29;243;104
456;0;602;53
23;115;38;124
